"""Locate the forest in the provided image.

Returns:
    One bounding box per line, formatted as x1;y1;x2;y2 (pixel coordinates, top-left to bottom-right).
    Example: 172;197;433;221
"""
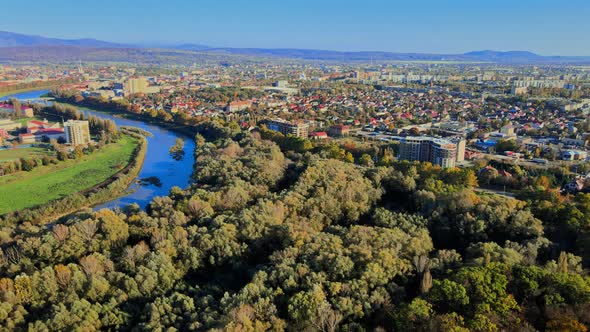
0;120;589;331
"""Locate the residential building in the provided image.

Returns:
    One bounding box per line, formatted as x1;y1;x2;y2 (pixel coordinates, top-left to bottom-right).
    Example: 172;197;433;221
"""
562;150;588;161
513;80;566;89
398;136;457;168
124;77;148;95
511;86;528;95
430;139;458;168
64;120;91;145
565;177;586;193
267;118;309;138
500;124;515;136
19;119;67;143
0;119;20;131
225;100;252;112
124;77;160;95
562;137;587;147
329;124;351;137
309;131;328;140
0;103;33;117
21;106;34;117
451;137;466;162
19;133;36;144
26;119;60;133
273;80;289;87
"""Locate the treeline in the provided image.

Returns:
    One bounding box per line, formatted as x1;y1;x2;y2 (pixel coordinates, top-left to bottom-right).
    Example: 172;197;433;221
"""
0;121;588;330
1;153;58;176
37;102;118;138
478;159;573;190
50;88;130;114
119;126;153;137
2;143;105;177
0;102;123;177
183;86;265;104
0;78;76;95
51;89;204;136
0;131;147;226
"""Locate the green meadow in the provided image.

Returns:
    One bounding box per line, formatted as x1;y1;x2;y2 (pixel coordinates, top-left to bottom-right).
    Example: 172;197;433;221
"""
0;136;137;214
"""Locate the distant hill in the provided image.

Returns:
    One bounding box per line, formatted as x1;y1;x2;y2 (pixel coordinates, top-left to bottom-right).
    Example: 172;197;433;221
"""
463;50;545;62
204;48;590;63
173;43;211;51
205;48;456;61
1;31;590;64
0;46;253;65
0;31;128;48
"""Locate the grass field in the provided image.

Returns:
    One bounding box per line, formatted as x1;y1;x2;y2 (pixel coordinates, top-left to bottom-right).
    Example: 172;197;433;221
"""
0;136;138;214
0;146;51;162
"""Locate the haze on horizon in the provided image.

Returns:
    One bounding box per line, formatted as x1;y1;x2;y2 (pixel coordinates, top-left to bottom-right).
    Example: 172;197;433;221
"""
2;0;589;56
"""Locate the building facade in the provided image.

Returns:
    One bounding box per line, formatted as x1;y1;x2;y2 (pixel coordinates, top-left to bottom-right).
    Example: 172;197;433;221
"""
329;124;351;137
267;118;309;138
124;77;148;95
399;136;458;168
64;120;91;145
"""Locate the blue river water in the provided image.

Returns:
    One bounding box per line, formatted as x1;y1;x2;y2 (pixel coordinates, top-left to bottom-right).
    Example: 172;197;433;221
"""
1;90;195;210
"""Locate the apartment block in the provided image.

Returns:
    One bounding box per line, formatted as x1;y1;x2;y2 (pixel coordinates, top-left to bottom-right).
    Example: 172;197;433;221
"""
64;120;91;145
399;136;458;168
267;118;309;138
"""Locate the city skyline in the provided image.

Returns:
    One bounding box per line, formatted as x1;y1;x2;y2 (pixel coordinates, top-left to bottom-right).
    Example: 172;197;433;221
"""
1;0;590;56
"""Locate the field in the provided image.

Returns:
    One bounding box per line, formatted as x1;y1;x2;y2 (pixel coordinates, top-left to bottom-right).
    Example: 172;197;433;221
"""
0;146;51;162
0;136;138;214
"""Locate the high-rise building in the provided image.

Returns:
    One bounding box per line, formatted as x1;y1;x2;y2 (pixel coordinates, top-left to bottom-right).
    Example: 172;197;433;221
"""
123;77;160;95
430;139;458;168
399;136;457;168
267;118;309;138
124;77;148;95
451;138;466;162
64;120;91;145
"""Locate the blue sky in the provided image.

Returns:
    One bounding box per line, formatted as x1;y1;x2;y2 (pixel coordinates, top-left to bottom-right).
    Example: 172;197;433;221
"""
2;0;589;55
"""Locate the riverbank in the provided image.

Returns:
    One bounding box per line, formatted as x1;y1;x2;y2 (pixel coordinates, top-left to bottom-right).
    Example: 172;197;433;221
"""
0;132;148;225
2;89;196;214
0;86;56;99
56;99;199;138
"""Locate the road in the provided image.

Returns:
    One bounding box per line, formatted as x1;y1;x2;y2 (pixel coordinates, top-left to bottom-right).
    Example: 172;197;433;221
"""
474;187;516;198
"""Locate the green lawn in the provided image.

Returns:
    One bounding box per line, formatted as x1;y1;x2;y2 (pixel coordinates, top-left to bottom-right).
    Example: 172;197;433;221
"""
0;146;51;162
0;136;138;215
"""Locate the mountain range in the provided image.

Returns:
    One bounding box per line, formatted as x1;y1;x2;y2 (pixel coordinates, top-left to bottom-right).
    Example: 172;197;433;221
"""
0;31;129;48
1;31;589;64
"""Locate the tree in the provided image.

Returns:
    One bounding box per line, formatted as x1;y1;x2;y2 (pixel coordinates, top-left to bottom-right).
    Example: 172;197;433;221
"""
420;268;433;294
169;138;185;161
358;153;374;166
73;145;84;159
288;286;327;327
20;158;35;172
57;150;68;161
10;99;21;114
428;279;469;313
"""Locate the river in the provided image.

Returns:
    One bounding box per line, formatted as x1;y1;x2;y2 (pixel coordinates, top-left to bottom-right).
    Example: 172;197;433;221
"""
1;90;195;210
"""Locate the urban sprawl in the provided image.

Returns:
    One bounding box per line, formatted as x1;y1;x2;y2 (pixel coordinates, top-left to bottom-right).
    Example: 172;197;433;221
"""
1;61;590;191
